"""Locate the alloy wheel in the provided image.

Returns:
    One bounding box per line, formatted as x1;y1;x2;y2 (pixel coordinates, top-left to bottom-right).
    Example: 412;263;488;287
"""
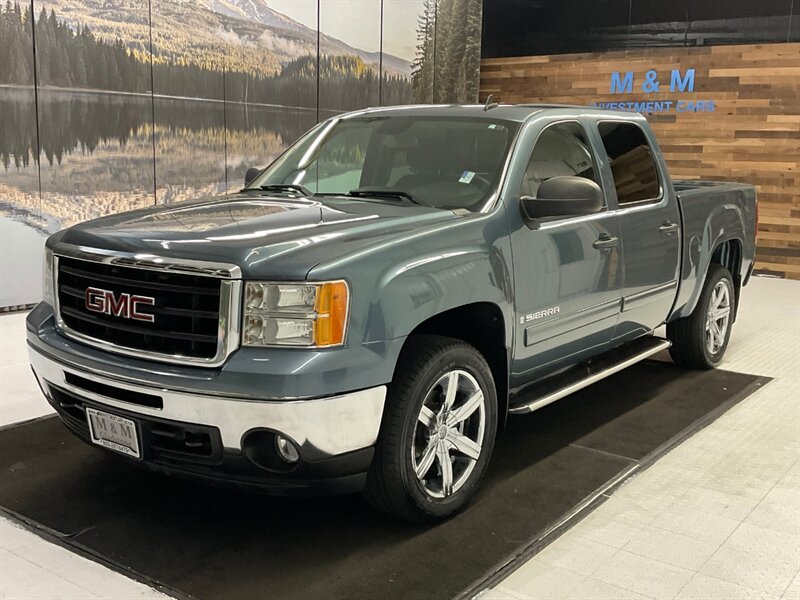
411;369;486;499
705;280;731;355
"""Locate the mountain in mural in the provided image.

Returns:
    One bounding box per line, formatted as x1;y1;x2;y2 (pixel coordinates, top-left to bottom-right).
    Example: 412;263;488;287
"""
208;0;412;74
4;2;413;108
34;0;411;77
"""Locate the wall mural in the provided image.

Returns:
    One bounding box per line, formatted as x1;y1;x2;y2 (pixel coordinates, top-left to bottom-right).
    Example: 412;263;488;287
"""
0;0;482;308
0;2;41;308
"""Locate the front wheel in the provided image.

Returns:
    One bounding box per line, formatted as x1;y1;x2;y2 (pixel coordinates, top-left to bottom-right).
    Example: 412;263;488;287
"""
363;335;498;522
667;263;736;369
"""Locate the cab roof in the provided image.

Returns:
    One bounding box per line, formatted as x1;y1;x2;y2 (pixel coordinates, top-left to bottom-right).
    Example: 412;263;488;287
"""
340;103;642;123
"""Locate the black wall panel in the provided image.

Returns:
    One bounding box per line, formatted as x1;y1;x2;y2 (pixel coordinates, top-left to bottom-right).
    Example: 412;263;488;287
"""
482;0;796;57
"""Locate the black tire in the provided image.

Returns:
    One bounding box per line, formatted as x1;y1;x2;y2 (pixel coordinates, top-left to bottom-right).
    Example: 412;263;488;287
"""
363;335;498;522
667;264;736;369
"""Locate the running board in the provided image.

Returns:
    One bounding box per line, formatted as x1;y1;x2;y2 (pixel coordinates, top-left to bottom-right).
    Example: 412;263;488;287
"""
508;337;672;415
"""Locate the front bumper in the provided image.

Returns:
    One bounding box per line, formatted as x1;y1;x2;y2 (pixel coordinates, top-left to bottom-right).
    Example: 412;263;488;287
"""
28;341;387;494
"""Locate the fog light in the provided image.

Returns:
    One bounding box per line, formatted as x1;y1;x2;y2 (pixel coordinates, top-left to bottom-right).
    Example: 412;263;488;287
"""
274;434;300;463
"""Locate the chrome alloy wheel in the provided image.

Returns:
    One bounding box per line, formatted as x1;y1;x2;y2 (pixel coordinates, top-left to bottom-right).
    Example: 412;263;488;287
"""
705;280;731;355
411;369;486;499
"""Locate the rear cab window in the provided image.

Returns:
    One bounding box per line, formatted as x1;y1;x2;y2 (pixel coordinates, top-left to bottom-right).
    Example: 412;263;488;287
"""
597;121;662;205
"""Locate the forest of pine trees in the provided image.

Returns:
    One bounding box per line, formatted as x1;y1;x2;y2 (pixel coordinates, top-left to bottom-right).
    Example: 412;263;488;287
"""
0;3;414;110
411;0;482;104
0;3;152;91
1;1;482;110
0;1;33;85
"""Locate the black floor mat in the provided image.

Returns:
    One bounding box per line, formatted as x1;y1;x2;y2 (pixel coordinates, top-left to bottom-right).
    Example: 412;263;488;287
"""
0;360;766;600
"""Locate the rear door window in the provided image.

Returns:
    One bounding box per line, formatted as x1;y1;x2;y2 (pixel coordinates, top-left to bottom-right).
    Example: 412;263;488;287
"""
597;122;661;205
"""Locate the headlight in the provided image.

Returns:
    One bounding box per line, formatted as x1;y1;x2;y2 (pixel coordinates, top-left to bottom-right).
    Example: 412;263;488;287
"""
242;281;349;347
42;247;54;307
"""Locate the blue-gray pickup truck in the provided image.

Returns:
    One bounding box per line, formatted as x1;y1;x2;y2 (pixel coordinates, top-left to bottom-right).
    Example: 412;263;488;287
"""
27;104;757;521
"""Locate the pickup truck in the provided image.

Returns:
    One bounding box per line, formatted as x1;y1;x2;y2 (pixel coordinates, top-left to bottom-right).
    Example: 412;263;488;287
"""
27;104;757;522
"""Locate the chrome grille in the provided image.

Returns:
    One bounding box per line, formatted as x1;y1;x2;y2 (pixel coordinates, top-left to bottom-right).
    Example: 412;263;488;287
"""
53;247;241;367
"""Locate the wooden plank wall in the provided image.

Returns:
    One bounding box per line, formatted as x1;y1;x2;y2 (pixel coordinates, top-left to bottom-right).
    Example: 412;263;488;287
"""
481;43;800;279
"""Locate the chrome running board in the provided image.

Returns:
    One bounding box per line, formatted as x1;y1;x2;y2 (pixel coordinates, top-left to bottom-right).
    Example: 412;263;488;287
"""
508;337;672;415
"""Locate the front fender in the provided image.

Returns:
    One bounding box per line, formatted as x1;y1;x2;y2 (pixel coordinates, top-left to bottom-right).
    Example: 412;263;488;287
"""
366;246;511;341
309;209;514;365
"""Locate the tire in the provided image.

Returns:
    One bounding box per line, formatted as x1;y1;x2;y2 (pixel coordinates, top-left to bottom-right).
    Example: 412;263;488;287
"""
363;335;498;522
667;264;736;369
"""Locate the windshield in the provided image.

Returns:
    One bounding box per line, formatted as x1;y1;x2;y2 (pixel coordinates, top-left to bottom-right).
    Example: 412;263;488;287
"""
248;115;519;211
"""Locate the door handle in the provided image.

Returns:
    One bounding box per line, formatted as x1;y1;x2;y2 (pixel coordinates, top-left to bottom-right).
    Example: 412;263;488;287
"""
659;221;679;234
593;234;619;250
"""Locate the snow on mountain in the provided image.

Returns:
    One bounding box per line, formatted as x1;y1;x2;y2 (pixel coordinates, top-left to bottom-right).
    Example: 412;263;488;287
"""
209;0;413;75
210;0;313;38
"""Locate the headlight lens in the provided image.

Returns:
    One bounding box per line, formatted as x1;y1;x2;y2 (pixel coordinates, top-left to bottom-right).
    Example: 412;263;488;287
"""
244;283;317;312
242;281;348;347
42;247;54;307
244;315;315;346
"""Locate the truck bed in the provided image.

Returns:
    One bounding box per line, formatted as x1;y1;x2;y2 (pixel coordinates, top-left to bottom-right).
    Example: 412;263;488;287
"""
673;179;755;199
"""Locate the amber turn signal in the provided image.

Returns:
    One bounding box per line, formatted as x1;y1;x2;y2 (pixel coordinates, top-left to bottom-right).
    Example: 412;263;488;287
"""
313;281;349;346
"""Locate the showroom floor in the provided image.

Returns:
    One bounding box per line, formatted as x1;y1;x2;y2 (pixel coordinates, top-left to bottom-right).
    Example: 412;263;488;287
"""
1;275;798;600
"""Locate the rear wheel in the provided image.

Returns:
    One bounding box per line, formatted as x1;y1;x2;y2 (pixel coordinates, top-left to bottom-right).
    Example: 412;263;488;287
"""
667;263;735;369
363;335;497;522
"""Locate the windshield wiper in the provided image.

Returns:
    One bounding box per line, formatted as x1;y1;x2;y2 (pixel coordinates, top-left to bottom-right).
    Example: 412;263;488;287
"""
258;183;313;196
346;187;423;206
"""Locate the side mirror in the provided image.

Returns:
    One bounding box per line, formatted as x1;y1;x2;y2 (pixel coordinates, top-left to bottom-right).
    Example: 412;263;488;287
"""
244;166;261;187
520;176;604;229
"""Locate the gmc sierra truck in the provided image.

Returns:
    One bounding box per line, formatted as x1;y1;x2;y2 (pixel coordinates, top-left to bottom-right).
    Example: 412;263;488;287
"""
27;104;757;522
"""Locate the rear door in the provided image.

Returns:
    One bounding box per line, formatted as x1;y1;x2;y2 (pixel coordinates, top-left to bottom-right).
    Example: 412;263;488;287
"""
595;120;681;342
506;118;623;389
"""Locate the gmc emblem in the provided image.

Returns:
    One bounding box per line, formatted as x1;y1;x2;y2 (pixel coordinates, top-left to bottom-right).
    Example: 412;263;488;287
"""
85;287;155;323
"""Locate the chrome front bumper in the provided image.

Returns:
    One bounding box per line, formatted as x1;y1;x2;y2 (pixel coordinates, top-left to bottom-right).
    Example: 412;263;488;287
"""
29;344;386;460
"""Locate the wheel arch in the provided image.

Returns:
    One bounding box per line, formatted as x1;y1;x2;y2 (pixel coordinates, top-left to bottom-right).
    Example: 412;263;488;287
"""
710;238;743;320
671;234;744;322
399;302;510;426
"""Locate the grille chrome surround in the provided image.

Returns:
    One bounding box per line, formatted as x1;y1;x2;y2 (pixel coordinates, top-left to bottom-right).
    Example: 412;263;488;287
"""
52;244;241;368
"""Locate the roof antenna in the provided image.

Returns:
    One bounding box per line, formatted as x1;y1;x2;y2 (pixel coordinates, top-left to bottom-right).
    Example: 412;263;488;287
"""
483;94;499;111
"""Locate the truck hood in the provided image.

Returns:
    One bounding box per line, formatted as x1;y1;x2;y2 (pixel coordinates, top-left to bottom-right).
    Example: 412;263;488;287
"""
54;192;458;279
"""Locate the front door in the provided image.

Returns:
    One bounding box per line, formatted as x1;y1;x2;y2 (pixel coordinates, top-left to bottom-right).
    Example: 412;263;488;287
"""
506;120;623;390
595;121;681;342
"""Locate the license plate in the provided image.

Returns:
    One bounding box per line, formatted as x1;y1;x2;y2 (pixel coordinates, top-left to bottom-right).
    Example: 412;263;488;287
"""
86;407;141;459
